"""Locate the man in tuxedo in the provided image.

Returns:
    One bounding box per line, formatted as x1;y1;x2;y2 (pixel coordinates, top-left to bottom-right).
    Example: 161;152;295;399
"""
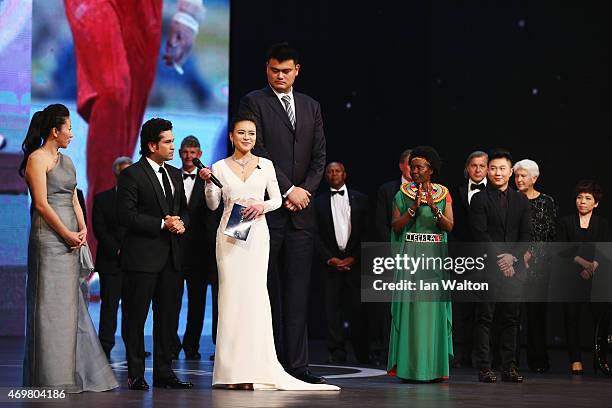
174;135;220;361
239;43;326;383
370;148;411;364
469;148;531;384
93;156;132;360
449;150;488;368
117;118;193;390
314;162;369;364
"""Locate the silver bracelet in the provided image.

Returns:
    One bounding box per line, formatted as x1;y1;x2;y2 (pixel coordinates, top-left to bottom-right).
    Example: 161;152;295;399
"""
407;207;416;217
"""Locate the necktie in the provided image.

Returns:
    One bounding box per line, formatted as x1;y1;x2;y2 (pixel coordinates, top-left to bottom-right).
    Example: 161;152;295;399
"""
183;173;195;180
471;183;485;191
159;167;174;211
281;95;295;129
499;189;508;222
331;190;345;196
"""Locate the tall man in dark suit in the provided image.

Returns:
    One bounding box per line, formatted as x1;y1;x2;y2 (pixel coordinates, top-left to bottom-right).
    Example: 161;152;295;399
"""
175;135;220;361
370;148;411;364
117;118;193;390
93;156;132;360
449;150;488;368
239;43;326;384
469;149;531;384
314;162;369;363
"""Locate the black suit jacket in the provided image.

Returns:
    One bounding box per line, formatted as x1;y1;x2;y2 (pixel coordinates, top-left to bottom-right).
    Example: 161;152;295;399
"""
181;176;223;270
92;187;125;274
557;213;611;263
375;179;402;242
239;86;326;229
469;184;532;258
314;188;369;262
117;157;189;273
450;182;475;242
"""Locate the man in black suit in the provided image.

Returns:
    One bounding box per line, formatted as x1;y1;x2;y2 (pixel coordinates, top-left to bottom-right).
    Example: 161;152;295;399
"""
370;148;411;364
93;156;132;360
469;148;531;384
449;150;488;368
239;43;326;384
174;135;220;361
117;118;192;390
375;149;412;242
314;162;369;364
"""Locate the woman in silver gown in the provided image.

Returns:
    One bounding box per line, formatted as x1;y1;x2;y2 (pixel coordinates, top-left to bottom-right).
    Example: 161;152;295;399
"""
20;104;117;392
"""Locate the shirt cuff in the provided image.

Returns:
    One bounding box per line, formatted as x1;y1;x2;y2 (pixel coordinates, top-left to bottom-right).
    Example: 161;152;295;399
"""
283;185;295;198
161;219;165;230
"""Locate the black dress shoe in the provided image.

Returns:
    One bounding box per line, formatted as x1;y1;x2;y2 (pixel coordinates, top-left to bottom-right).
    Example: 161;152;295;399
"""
153;376;194;389
478;369;497;383
294;370;327;384
185;351;201;360
128;377;150;391
501;367;524;383
144;351;152;358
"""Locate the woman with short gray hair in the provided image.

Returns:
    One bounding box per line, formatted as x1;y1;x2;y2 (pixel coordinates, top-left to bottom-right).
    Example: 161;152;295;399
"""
514;159;557;373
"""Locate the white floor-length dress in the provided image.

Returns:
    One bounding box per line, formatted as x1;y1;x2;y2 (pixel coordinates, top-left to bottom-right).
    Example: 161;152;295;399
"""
205;157;339;391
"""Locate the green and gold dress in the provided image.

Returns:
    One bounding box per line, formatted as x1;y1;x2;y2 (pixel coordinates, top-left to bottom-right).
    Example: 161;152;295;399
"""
387;182;453;381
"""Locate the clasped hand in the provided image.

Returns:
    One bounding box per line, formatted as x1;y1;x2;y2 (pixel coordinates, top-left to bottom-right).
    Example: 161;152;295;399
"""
285;187;311;212
65;227;87;250
497;253;516;278
328;256;356;271
164;215;185;234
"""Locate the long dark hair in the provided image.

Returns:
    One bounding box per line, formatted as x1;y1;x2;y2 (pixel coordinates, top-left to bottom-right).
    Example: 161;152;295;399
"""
19;104;70;177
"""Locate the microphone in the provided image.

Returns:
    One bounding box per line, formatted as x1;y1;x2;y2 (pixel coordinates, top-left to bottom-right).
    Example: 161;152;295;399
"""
192;158;223;189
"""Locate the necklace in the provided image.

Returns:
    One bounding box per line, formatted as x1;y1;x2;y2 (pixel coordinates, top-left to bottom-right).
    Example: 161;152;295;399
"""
231;155;254;168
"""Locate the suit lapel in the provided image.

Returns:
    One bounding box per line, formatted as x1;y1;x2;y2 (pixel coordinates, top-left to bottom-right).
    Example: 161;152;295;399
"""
264;87;295;133
139;157;170;215
168;168;181;215
294;93;305;136
346;190;357;252
323;193;339;250
459;183;469;209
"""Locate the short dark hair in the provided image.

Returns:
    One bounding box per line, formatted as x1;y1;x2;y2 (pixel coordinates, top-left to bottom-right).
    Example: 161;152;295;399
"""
399;149;412;164
139;118;173;156
266;42;299;64
575;180;603;203
230;112;258;132
180;135;200;150
488;148;513;165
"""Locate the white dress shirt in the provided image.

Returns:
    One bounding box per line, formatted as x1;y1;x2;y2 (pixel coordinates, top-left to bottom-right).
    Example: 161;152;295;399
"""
330;185;351;252
271;86;297;197
182;167;197;204
467;178;487;204
146;157;175;228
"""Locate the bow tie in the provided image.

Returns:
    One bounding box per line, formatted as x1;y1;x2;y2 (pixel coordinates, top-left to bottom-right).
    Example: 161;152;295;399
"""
183;173;196;180
331;190;345;196
471;183;485;191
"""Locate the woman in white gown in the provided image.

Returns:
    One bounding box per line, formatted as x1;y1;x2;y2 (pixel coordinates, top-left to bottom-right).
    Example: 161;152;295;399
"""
199;114;339;391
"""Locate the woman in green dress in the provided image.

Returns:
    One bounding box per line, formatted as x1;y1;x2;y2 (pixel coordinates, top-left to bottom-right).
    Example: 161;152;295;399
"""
387;146;454;382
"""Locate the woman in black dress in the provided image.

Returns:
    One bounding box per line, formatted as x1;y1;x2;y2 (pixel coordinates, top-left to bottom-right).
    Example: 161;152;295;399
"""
557;180;611;375
514;159;557;373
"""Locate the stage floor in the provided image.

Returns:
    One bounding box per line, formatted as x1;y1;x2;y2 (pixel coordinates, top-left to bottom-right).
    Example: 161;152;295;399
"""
1;337;611;407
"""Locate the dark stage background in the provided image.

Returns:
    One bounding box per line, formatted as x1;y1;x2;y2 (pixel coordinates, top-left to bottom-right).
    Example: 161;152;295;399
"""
228;0;611;217
228;0;611;346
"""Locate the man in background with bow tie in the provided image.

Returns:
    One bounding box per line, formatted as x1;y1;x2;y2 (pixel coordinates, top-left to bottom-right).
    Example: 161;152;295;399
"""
450;150;488;368
314;162;370;364
172;136;220;361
